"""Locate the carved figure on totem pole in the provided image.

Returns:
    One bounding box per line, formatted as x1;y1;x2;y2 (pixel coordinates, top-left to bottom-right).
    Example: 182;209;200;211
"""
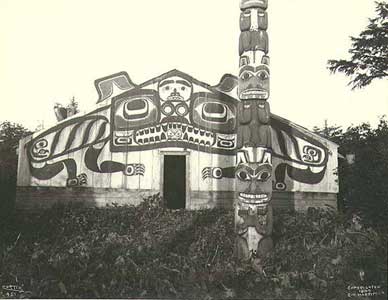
237;51;271;148
235;148;273;261
240;0;268;11
235;0;273;267
239;0;269;55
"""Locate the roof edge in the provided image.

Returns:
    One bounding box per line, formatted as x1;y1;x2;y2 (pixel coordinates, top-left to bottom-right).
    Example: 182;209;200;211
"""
271;113;339;148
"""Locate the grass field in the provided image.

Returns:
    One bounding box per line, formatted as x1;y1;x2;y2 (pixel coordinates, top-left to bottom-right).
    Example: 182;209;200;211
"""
0;195;387;299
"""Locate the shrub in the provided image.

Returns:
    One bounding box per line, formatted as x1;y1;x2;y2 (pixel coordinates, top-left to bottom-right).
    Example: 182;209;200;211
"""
0;197;386;299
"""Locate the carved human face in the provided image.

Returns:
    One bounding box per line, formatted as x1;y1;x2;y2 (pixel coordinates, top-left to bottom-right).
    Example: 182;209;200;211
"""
235;162;272;207
238;52;270;100
158;76;193;101
240;8;268;31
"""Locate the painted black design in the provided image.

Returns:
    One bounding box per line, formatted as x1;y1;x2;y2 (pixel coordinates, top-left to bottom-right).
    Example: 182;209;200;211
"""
110;71;239;155
67;173;87;187
302;145;322;163
28;114;110;163
84;141;145;176
201;167;235;180
124;164;145;176
29;155;87;188
26;70;332;188
84;141;126;173
27;112;111;184
274;163;327;190
29;158;76;180
270;117;328;167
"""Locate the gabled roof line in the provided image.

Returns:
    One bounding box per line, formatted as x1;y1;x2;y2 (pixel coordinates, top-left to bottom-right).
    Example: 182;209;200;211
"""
92;69;338;148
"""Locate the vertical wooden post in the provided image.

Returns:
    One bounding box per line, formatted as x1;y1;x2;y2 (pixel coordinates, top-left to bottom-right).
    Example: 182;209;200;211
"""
235;0;274;269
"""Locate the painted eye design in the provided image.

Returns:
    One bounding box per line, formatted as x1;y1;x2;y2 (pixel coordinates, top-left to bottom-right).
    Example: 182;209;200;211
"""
35;139;48;148
202;102;227;123
165;86;170;91
193;95;237;134
116;96;156;122
123;99;149;120
236;170;250;181
181;86;185;91
114;92;158;130
175;102;189;116
258;170;271;181
302;145;322;163
307;148;318;156
32;139;50;158
161;102;174;116
196;102;235;124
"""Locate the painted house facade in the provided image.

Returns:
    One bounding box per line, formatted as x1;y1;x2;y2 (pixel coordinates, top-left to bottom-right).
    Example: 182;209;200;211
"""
16;70;338;210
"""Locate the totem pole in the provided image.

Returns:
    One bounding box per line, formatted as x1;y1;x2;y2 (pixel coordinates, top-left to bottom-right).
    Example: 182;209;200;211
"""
235;0;273;267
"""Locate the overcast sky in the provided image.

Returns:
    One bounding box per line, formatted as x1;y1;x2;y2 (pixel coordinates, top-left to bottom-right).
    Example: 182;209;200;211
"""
1;0;387;131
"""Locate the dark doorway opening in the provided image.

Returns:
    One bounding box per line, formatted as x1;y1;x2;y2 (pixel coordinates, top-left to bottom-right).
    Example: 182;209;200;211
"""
163;155;186;209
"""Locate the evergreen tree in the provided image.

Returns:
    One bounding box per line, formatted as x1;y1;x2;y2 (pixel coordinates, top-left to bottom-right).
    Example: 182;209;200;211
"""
66;96;80;117
327;1;388;89
0;121;32;213
313;116;388;226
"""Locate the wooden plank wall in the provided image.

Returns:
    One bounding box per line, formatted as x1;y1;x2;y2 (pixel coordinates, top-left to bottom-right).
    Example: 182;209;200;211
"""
15;186;337;211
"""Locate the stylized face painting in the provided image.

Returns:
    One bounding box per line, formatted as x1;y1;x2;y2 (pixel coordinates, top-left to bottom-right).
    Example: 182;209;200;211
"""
158;76;193;101
110;74;238;155
238;51;270;100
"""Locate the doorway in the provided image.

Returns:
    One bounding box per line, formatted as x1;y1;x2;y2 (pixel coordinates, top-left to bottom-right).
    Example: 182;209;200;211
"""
163;155;186;209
